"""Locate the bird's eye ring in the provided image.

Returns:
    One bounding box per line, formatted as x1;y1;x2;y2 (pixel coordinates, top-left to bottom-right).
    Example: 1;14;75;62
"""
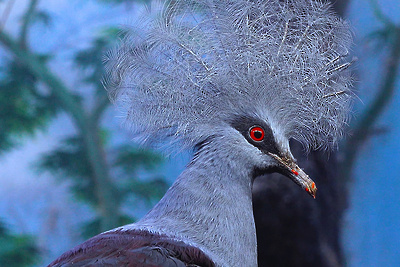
249;126;265;142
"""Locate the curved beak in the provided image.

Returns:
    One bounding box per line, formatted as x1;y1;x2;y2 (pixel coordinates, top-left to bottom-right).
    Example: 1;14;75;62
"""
268;152;317;198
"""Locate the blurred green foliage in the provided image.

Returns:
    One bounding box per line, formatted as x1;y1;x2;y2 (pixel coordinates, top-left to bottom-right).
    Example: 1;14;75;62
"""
74;28;120;93
0;221;39;267
38;136;107;205
34;28;169;236
0;0;170;264
0;57;59;153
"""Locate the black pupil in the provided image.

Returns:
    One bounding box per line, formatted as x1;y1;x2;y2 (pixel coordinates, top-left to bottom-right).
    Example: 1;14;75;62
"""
254;130;262;139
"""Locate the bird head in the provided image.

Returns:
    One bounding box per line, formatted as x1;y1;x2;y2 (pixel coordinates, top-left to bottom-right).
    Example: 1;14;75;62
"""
105;0;353;198
229;116;317;198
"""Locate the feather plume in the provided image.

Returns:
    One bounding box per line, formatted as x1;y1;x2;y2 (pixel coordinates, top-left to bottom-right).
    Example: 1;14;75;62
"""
105;0;354;151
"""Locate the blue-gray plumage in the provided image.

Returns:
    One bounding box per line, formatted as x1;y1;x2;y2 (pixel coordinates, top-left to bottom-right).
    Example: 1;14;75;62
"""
49;0;353;266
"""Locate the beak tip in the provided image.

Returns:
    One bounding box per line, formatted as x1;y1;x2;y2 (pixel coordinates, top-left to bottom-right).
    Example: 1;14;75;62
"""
308;186;317;199
304;184;317;198
268;152;318;199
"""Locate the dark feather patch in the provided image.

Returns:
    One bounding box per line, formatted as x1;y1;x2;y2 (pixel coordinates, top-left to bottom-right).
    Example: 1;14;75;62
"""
47;229;215;267
230;116;280;156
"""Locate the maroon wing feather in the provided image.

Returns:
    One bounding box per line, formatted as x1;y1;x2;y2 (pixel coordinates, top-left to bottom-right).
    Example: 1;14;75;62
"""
47;229;215;267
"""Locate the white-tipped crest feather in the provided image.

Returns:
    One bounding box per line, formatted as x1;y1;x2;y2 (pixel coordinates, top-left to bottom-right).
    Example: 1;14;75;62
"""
105;0;353;151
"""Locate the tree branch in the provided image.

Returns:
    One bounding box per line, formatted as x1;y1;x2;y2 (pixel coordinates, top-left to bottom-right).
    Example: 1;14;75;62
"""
20;0;40;49
91;93;110;125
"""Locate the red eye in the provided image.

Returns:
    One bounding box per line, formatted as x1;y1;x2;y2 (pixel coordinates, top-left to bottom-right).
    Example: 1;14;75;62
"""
249;126;265;142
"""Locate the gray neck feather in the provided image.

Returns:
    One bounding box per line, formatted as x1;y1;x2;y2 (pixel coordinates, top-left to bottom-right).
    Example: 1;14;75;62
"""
120;137;257;267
